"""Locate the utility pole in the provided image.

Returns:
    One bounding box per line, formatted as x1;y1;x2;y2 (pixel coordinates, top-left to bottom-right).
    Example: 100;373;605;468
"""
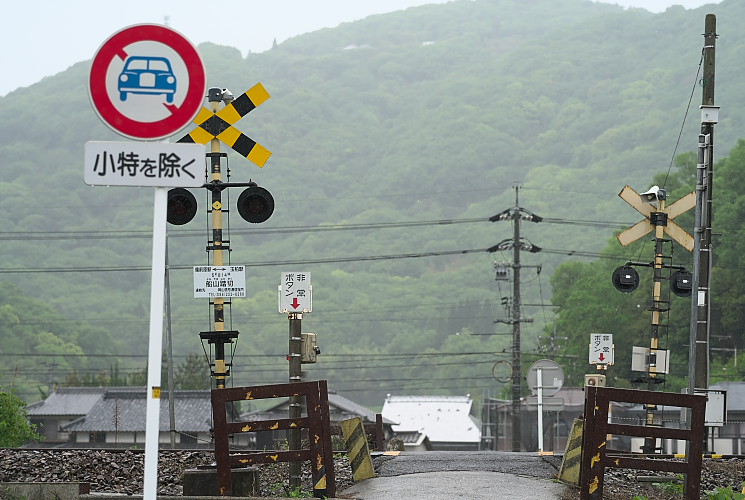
539;321;567;356
165;239;177;449
510;190;523;453
689;14;717;396
489;185;542;452
45;362;57;395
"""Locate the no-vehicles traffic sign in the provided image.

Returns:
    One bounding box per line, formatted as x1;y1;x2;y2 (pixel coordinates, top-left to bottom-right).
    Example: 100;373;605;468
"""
88;24;206;140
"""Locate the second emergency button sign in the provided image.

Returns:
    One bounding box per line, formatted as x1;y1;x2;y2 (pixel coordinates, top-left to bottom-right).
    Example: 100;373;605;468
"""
88;24;206;140
589;333;614;365
279;272;312;313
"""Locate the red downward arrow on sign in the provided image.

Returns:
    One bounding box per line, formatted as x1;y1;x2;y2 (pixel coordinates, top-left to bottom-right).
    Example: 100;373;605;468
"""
599;353;605;361
291;298;301;309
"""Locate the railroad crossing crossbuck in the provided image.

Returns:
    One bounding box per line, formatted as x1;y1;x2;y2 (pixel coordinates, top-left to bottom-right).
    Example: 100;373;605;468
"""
178;83;272;167
616;185;695;251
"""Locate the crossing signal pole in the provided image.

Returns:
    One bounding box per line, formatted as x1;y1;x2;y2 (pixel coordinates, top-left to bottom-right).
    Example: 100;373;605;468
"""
489;185;542;452
615;186;694;453
170;85;275;389
204;89;233;389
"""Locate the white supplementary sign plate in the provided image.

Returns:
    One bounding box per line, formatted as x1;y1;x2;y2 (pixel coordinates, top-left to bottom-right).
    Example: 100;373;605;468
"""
278;272;312;313
193;266;246;298
85;141;204;187
589;333;614;365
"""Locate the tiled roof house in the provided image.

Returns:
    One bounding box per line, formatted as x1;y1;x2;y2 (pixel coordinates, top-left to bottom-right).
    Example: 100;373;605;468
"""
61;387;227;448
26;387;106;444
28;387;241;448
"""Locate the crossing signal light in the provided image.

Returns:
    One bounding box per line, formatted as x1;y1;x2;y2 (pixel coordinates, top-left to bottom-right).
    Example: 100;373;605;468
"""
671;270;693;297
612;265;639;293
237;184;274;224
167;188;198;225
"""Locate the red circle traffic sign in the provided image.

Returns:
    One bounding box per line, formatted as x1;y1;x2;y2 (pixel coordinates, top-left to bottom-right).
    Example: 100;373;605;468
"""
89;24;206;140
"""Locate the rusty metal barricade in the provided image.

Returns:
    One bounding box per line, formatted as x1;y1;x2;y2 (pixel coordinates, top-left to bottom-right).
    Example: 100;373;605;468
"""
580;386;706;499
211;380;335;498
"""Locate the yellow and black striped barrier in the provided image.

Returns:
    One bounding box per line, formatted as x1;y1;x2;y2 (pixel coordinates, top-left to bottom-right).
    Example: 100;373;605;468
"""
341;417;375;481
558;418;584;486
178;83;271;167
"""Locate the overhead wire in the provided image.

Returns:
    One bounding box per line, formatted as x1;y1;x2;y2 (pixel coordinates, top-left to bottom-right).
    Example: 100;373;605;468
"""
0;246;643;274
662;47;705;188
0;215;634;241
0;217;489;241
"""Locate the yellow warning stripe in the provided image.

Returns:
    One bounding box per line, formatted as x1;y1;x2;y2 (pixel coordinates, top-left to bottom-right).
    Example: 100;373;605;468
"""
558;418;583;486
341;417;374;481
314;466;326;490
246;82;270;107
217;83;270;123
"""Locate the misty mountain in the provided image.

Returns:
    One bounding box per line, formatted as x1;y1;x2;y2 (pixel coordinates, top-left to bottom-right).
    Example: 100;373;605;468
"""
0;0;739;405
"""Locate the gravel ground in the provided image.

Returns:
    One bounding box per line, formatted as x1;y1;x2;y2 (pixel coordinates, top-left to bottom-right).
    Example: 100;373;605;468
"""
559;458;745;499
1;449;743;498
0;449;354;497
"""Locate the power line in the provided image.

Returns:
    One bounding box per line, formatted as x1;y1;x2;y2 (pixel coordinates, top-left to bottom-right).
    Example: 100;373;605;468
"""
2;297;558;329
0;217;489;241
0;248;486;273
1;358;503;377
0;350;501;360
0;245;647;274
541;218;631;229
0;215;647;241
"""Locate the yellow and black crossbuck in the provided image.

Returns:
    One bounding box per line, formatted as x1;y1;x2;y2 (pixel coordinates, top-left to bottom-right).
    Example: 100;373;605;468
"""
178;83;271;167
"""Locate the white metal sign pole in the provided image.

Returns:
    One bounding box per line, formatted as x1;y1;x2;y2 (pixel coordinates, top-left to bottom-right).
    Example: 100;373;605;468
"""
537;367;544;453
143;187;168;498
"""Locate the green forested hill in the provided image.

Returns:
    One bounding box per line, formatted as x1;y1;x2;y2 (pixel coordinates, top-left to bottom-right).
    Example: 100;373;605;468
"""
0;0;741;406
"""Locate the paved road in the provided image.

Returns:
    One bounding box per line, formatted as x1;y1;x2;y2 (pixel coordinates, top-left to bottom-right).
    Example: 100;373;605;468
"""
339;451;571;500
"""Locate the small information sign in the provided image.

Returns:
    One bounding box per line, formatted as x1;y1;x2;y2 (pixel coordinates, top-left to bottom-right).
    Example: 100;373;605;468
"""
589;333;614;365
85;141;204;187
193;266;246;298
279;272;312;313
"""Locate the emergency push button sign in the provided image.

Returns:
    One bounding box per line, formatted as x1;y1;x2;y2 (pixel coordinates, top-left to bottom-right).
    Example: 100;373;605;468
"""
88;24;206;140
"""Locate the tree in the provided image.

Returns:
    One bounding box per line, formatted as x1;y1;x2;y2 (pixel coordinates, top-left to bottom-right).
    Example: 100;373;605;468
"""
175;353;211;390
0;389;42;447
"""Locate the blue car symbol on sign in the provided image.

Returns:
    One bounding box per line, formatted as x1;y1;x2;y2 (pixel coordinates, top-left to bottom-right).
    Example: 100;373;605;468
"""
118;56;177;103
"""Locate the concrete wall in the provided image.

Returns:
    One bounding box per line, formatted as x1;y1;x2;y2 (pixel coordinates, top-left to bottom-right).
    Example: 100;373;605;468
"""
0;482;89;500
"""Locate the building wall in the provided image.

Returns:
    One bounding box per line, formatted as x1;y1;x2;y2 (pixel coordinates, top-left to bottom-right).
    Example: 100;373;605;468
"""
106;431;135;444
29;417;75;443
431;441;480;451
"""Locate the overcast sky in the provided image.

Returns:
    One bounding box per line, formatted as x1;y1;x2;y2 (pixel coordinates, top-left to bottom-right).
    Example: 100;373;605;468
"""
0;0;722;97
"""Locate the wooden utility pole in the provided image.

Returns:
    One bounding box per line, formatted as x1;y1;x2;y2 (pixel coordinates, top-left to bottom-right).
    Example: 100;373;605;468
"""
689;14;717;395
